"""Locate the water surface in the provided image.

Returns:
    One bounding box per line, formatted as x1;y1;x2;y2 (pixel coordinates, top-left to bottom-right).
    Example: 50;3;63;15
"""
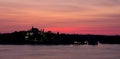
0;44;120;59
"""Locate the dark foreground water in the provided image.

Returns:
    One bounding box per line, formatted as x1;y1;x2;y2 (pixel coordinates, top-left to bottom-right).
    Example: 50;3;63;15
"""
0;44;120;59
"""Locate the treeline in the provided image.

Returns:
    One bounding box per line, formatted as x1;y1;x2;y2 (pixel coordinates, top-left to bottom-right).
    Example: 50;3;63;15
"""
0;27;120;45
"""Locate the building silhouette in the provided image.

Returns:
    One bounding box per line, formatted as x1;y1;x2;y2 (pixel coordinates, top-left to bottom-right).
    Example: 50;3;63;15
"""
0;27;120;45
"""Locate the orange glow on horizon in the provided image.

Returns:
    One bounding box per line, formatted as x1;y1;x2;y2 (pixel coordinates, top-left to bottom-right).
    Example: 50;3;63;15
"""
0;0;120;35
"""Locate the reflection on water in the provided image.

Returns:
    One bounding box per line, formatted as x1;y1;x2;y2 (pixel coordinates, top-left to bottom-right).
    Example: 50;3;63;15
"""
0;44;120;59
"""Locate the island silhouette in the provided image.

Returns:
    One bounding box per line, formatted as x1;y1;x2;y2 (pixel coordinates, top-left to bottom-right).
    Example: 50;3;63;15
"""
0;27;120;45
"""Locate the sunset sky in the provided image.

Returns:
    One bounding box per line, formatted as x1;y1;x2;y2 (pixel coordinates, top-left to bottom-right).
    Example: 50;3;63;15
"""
0;0;120;35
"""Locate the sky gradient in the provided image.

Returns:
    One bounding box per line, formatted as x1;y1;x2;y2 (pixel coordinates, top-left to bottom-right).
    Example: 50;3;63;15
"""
0;0;120;35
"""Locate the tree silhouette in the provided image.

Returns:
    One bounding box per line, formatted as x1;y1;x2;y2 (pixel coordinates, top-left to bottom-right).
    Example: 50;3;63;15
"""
0;27;120;45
